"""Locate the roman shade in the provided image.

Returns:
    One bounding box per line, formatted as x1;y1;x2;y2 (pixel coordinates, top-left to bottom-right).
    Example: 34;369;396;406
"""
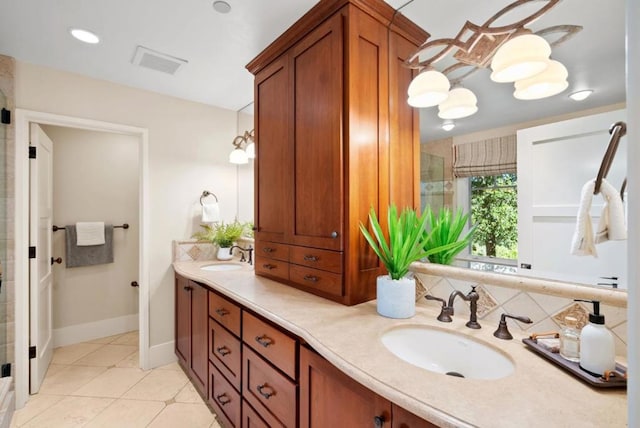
453;134;517;177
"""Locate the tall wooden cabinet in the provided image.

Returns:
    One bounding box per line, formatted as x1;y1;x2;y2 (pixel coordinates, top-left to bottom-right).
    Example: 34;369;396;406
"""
248;0;428;305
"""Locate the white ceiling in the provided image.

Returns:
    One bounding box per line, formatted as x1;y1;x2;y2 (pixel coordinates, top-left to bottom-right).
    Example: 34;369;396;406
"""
0;0;626;140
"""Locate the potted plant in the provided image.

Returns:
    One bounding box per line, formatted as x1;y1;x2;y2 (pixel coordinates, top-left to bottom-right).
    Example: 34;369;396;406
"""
193;221;245;260
423;207;476;265
360;205;456;318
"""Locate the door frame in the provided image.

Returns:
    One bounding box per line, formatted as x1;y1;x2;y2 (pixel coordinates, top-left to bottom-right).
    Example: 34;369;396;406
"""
14;109;150;408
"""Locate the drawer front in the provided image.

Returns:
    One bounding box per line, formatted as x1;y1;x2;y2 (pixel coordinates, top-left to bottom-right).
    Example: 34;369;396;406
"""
242;312;297;379
243;346;296;427
289;265;343;297
209;362;241;428
290;246;343;273
209;318;242;391
256;241;290;262
255;255;290;281
242;399;285;428
209;291;242;337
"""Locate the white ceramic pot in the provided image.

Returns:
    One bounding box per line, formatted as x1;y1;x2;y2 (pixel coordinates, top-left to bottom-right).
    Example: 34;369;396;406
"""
376;275;416;319
216;246;233;261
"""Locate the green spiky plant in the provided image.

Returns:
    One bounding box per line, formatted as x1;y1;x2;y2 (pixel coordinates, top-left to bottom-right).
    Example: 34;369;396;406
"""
359;205;462;280
423;207;476;265
192;221;245;248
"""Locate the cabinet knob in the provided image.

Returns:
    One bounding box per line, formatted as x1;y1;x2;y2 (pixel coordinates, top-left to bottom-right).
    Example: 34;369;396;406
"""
130;281;139;288
330;231;338;238
262;263;276;270
373;415;385;428
303;255;318;262
183;285;192;291
215;308;229;317
216;346;231;357
256;383;275;399
303;275;319;283
263;247;274;253
50;257;62;265
255;334;274;348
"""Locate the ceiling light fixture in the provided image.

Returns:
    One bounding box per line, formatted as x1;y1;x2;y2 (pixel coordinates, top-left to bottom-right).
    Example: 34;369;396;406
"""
212;1;231;14
442;120;455;131
404;0;581;121
568;89;594;101
69;28;100;44
229;129;255;165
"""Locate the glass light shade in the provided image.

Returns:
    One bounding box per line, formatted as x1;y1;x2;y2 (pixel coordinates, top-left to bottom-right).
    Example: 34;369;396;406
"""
437;88;478;119
513;60;569;100
245;142;256;159
490;34;551;83
407;70;450;108
229;148;248;164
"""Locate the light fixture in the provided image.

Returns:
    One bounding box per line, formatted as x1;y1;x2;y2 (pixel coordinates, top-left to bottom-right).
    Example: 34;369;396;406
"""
212;1;231;14
407;70;450;108
441;120;455;131
490;34;551;83
69;28;100;44
229;129;255;165
438;87;478;119
513;60;569;100
569;89;594;101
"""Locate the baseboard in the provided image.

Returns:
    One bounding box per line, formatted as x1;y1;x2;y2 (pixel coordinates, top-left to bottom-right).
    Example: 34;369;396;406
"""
148;340;176;369
0;378;14;428
53;314;139;348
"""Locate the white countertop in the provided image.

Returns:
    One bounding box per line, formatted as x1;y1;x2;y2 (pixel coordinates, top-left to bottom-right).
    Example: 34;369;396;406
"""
173;260;627;428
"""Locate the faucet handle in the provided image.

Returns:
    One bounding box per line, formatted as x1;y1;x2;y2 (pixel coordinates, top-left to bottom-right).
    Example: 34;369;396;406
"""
493;313;533;340
424;295;453;323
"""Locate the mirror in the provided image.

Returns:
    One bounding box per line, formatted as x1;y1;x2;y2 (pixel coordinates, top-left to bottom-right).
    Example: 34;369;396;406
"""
396;0;627;289
236;102;255;223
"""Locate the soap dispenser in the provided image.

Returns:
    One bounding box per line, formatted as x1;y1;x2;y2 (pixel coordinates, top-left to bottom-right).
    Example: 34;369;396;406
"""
574;299;615;376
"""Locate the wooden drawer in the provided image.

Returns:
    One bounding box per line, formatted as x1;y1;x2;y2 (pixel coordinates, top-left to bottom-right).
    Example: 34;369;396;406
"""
242;399;285;428
290;265;343;297
243;346;296;427
290;246;343;273
256;241;290;262
242;312;297;379
209;291;242;337
209;362;241;428
255;255;290;281
209;318;242;391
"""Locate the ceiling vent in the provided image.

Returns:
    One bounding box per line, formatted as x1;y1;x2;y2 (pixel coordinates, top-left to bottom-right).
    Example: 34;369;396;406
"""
132;46;188;75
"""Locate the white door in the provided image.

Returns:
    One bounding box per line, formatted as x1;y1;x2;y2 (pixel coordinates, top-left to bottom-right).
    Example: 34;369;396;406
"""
517;109;627;288
29;123;54;393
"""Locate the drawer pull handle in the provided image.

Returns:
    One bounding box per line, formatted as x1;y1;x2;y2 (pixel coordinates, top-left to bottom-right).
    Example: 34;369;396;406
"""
303;255;318;262
216;393;231;405
374;415;385;428
263;247;274;253
256;383;275;399
255;334;274;348
304;275;319;282
262;263;276;270
216;346;231;357
215;308;229;317
183;285;192;291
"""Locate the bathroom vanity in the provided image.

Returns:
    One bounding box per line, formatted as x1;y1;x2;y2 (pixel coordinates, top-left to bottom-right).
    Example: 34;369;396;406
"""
174;261;627;428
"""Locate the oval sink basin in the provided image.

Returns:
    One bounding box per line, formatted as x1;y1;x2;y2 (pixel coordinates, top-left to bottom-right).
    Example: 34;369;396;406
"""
381;326;514;380
200;263;244;272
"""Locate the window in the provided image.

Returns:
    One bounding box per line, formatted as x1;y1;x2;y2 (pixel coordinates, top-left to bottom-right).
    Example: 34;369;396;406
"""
469;173;518;261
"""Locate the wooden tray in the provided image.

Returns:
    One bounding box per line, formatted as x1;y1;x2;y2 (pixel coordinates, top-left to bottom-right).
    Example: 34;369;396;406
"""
522;338;627;388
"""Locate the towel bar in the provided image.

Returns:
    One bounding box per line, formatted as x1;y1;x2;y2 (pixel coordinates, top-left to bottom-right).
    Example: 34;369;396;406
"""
53;224;129;231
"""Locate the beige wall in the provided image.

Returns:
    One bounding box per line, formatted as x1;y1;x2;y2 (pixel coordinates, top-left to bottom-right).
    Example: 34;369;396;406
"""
15;61;252;348
43;126;139;333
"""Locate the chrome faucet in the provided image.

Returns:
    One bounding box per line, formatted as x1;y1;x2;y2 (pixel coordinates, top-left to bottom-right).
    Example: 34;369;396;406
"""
229;245;253;265
447;286;481;329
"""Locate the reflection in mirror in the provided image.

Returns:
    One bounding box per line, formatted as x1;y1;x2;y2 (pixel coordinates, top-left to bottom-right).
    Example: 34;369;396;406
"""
235;102;255;224
0;88;7;367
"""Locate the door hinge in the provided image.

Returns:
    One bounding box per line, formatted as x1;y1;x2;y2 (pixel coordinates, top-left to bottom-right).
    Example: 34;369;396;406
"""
29;146;37;159
29;346;36;359
29;246;36;259
0;108;10;125
1;363;11;378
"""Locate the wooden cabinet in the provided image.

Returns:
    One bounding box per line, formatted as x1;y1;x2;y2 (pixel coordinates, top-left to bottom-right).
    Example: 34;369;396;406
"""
248;0;427;305
392;404;439;428
174;275;208;396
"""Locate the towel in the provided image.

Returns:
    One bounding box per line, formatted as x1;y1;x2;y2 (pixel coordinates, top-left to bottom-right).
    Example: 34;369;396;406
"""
570;180;597;256
76;222;105;246
595;179;627;243
65;225;114;268
202;202;221;223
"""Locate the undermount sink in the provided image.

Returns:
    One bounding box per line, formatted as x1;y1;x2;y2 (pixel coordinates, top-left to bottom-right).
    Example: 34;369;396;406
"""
381;325;514;380
200;263;244;272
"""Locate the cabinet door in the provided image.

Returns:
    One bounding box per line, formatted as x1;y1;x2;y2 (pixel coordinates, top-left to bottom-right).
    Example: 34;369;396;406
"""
290;13;344;251
392;404;439;428
175;275;191;368
255;56;291;244
190;281;208;396
300;346;391;428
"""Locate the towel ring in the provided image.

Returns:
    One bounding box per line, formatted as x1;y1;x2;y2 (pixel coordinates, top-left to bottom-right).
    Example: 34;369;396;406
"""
593;121;626;195
200;190;219;206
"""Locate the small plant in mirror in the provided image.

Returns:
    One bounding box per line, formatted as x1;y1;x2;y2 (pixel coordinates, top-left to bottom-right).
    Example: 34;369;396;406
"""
423;206;476;265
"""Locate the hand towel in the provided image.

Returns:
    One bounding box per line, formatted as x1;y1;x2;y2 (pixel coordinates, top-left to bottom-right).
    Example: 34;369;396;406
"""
65;225;114;267
76;222;106;246
202;202;221;223
570;180;597;257
595;179;627;243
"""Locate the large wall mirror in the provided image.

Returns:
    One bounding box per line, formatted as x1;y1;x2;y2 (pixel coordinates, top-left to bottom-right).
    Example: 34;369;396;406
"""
395;0;627;290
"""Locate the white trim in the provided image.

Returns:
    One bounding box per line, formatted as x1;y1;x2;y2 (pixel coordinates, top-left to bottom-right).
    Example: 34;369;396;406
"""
14;109;150;408
53;314;139;348
148;340;177;369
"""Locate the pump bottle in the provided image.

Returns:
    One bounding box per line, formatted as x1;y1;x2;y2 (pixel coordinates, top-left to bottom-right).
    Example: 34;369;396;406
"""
574;299;615;376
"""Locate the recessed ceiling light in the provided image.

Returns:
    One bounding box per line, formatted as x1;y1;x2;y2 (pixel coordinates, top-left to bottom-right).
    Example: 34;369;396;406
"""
442;120;455;131
213;1;231;14
568;89;594;101
69;28;100;44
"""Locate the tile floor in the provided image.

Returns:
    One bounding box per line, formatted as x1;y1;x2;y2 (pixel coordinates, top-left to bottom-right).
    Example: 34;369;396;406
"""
10;331;222;428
